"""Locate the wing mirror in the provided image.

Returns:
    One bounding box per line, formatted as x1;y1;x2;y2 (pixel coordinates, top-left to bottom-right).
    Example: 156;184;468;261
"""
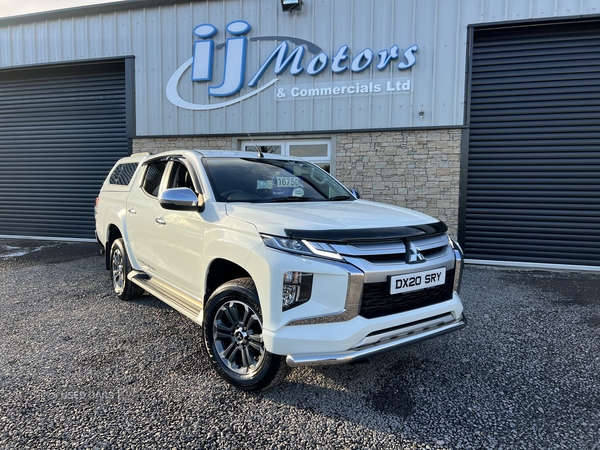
159;187;205;212
350;188;361;199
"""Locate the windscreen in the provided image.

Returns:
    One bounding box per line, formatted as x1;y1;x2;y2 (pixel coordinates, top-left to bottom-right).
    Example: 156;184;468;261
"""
202;158;352;203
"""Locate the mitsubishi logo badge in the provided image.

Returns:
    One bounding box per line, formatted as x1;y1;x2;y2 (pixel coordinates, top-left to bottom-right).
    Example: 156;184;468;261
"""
406;241;425;264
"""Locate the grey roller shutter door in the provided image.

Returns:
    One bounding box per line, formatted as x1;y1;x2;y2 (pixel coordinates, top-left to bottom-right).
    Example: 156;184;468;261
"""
0;60;130;240
465;21;600;267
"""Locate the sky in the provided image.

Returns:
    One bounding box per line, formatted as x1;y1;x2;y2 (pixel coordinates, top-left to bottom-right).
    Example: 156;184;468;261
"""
0;0;124;18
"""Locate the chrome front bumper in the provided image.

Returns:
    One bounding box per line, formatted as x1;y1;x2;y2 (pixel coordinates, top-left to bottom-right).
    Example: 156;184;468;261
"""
285;313;467;367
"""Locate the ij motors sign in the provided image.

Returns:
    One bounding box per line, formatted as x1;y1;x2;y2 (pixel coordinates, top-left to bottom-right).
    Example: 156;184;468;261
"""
166;20;417;111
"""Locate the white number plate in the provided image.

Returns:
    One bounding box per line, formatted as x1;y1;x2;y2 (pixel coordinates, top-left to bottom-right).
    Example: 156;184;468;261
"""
389;267;446;295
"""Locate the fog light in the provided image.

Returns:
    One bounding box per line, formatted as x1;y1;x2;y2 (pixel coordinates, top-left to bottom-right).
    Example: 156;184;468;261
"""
282;271;313;310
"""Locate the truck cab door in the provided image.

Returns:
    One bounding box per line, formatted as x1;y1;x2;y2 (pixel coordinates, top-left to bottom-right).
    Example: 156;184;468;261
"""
153;159;205;294
125;159;168;273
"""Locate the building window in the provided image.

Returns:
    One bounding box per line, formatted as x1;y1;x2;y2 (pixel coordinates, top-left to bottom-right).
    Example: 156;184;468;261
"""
241;140;331;173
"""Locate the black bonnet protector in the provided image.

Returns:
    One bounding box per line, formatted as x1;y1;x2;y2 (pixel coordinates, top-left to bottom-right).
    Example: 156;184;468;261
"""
284;221;448;244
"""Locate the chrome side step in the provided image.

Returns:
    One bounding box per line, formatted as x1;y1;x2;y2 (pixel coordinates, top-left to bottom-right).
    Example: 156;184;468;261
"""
129;271;203;323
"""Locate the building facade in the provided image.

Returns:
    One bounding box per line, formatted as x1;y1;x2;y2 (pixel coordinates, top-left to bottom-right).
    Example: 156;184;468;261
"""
1;0;599;269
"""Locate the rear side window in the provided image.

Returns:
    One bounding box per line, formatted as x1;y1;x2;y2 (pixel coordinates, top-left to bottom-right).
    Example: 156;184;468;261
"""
142;161;168;197
109;163;138;186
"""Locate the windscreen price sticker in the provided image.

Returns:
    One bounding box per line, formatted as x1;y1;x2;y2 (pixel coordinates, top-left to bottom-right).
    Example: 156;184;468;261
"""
389;268;446;295
256;177;301;190
274;177;300;187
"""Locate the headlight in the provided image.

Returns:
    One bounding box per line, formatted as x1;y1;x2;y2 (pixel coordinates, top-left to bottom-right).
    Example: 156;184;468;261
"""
261;235;344;261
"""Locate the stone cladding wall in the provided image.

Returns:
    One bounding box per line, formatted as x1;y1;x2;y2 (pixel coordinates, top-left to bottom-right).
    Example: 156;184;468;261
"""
132;137;232;153
335;129;462;237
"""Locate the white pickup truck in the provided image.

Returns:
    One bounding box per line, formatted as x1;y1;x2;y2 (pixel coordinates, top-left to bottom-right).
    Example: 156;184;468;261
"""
95;150;466;390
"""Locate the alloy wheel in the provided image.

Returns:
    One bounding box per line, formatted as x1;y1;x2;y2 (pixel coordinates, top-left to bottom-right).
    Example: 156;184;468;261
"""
212;300;266;375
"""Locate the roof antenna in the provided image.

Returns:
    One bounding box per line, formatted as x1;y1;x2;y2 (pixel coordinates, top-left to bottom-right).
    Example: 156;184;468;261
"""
248;133;264;158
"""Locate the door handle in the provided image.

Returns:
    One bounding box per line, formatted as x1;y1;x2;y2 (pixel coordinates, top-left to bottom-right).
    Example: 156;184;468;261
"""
128;208;137;215
155;218;166;226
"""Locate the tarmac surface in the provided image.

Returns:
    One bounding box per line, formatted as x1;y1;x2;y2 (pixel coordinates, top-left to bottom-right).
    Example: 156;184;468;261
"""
0;238;599;449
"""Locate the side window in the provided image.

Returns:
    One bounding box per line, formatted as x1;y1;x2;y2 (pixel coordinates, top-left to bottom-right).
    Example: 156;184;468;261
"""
109;163;138;185
167;161;197;192
141;161;167;197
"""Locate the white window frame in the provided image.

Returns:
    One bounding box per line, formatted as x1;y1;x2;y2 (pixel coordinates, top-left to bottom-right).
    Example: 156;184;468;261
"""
240;139;333;174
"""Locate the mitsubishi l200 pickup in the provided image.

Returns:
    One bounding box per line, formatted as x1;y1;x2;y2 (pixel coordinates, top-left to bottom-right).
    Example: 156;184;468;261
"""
95;150;466;390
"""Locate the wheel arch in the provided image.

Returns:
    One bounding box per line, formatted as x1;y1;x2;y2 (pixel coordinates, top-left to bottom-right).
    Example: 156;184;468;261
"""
105;224;123;270
204;258;252;305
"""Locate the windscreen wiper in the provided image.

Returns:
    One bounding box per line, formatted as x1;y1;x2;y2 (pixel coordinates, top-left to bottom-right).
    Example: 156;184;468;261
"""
269;196;314;202
328;195;353;201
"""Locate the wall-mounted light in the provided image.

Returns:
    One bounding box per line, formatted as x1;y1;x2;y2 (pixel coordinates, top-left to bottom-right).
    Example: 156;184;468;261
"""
419;109;425;120
281;0;302;12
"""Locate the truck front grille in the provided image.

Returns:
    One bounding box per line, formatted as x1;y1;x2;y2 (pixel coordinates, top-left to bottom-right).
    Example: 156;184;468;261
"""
360;269;455;319
360;244;446;264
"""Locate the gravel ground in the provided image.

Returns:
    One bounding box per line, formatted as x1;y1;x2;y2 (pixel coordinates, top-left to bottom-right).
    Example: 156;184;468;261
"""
0;239;599;449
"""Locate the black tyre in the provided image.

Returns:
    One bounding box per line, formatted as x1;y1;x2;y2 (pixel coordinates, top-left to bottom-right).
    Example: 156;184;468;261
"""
203;278;290;391
109;238;144;301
